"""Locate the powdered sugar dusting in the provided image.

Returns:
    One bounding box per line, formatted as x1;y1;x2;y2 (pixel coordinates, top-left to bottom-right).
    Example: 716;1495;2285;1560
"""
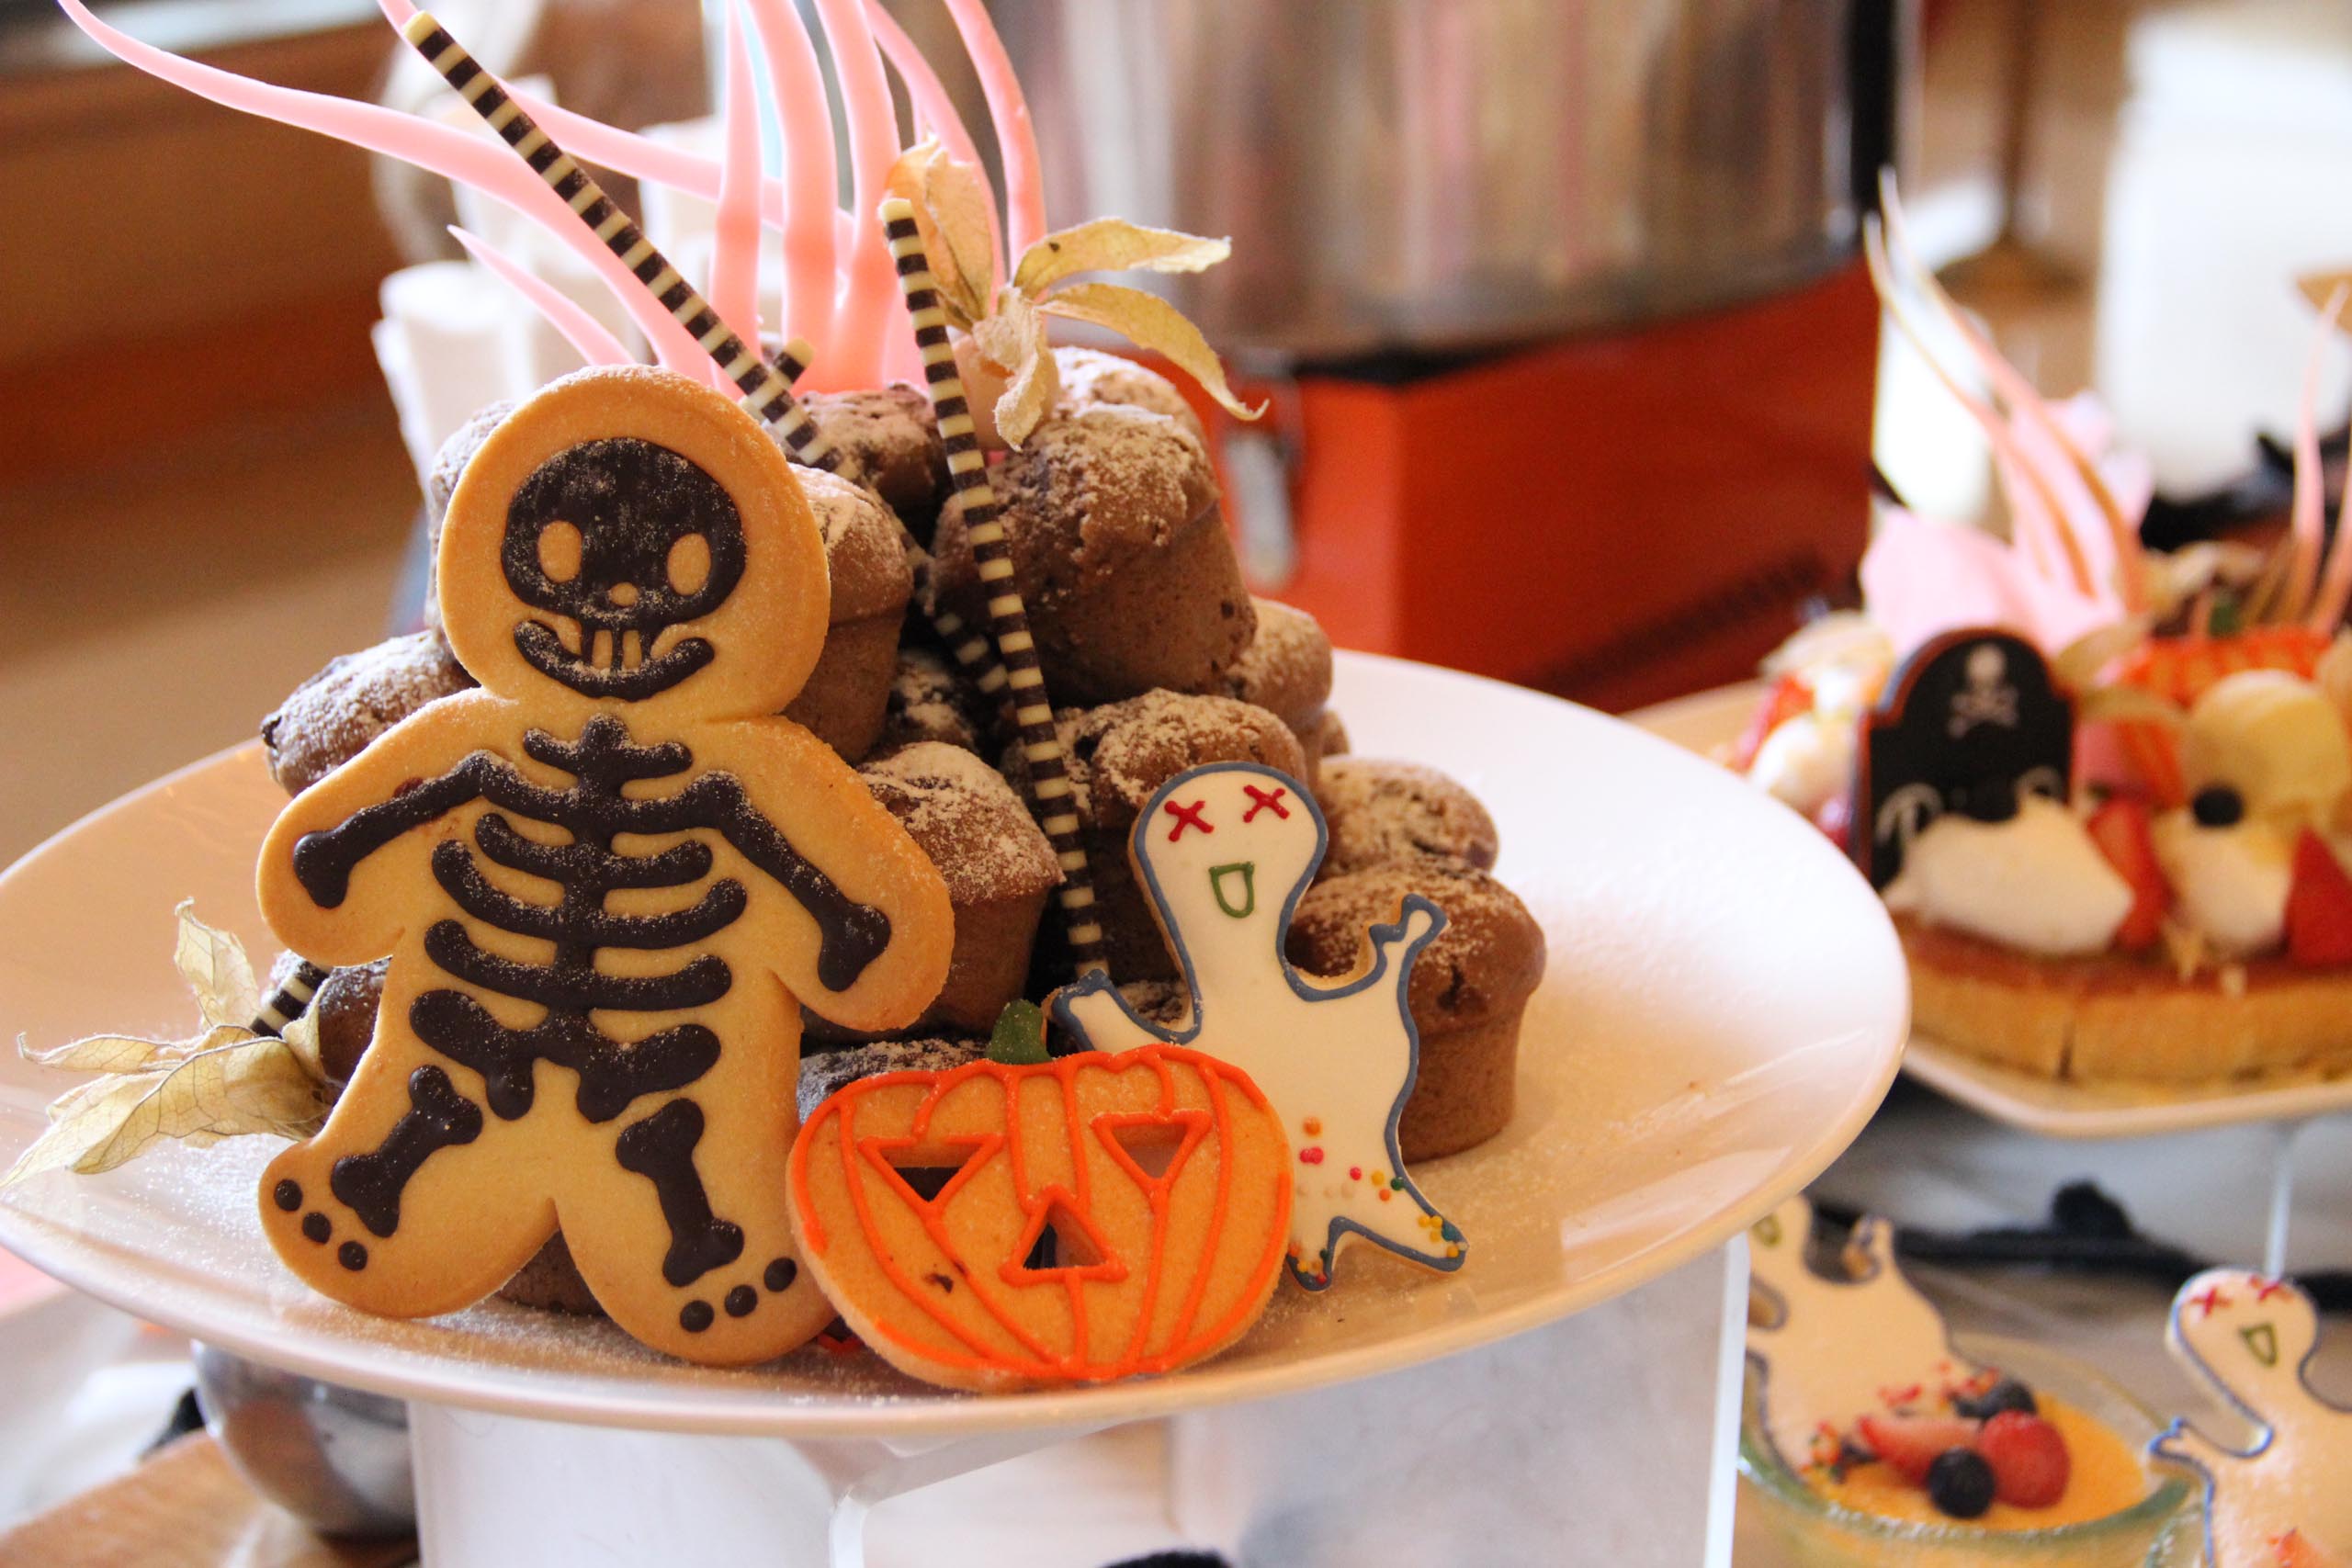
860;743;1057;902
259;631;474;795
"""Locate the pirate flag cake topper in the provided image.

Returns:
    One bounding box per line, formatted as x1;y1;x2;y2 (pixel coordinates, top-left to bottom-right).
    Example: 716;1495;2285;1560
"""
252;367;953;1366
1852;628;2075;888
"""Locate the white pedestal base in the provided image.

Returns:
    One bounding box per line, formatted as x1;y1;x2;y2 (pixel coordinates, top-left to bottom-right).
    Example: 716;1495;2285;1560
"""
404;1241;1747;1567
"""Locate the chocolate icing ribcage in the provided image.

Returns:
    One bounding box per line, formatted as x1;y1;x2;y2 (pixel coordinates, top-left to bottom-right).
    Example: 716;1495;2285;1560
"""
284;714;893;1294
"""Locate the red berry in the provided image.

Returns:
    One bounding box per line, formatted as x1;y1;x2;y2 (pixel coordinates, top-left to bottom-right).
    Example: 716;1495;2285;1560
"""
1857;1414;1980;1484
2285;830;2352;967
1731;673;1815;773
1975;1411;2070;1507
1813;791;1853;852
2086;796;2168;951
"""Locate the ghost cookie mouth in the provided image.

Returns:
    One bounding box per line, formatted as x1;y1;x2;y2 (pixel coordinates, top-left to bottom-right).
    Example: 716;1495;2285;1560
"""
1208;862;1257;919
514;619;715;700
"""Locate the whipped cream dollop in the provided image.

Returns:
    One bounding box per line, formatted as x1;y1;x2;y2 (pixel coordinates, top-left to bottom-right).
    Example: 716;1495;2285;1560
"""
1883;795;2132;956
1749;711;1855;817
2151;810;2292;955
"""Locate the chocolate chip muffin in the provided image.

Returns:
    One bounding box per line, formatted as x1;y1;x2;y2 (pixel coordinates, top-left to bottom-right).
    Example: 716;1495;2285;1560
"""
1287;861;1544;1160
782;469;915;761
1201;598;1335;782
797;1036;986;1121
876;645;991;754
831;743;1059;1038
260;630;475;795
1053;346;1205;443
1314;759;1499;877
931;405;1253;706
795;383;947;540
1028;691;1307;980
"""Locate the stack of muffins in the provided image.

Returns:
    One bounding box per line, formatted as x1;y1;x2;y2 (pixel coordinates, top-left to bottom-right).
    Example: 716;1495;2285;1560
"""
259;346;1546;1316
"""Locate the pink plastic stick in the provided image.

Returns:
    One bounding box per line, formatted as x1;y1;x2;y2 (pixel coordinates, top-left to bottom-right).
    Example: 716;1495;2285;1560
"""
708;2;765;380
809;0;900;388
449;226;633;367
942;0;1046;256
866;0;1001;284
62;0;708;376
741;0;842;372
1879;186;2143;610
2296;287;2351;627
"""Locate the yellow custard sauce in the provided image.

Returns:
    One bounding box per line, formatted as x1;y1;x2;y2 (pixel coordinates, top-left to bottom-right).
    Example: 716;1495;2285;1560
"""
1807;1398;2154;1531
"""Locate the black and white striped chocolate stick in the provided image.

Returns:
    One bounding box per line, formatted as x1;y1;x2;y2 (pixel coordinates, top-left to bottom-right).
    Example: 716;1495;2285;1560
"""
881;197;1107;978
400;11;1008;701
252;958;329;1038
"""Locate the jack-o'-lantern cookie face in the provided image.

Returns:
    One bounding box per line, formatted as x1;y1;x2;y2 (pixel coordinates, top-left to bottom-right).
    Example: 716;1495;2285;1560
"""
788;1045;1291;1391
254;367;952;1367
437;363;831;728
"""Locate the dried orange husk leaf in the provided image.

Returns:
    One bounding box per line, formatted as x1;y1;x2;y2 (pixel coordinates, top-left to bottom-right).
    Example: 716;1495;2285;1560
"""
971;288;1059;446
2299;269;2352;318
2052;616;2154;693
1038;282;1263;423
883;139;995;329
3;1030;328;1187
1014;218;1230;296
173;902;260;1031
0;904;329;1189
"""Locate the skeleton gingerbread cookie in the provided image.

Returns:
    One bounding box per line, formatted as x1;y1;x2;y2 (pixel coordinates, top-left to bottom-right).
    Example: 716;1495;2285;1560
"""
1053;761;1466;1289
254;366;953;1365
2154;1269;2352;1567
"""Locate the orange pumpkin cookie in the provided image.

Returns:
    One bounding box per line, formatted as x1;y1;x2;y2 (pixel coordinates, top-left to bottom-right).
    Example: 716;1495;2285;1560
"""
254;366;953;1366
787;1044;1291;1391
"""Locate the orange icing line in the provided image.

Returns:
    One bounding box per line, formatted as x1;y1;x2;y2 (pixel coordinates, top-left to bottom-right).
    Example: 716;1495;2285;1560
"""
793;1047;1286;1382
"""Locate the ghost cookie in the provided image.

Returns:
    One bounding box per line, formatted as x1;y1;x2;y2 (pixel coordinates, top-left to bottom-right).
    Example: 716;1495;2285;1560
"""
253;366;954;1367
1053;761;1466;1290
2154;1269;2352;1567
788;1037;1291;1391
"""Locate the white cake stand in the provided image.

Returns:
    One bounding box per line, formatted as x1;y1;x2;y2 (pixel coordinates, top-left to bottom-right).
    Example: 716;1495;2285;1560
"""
0;655;1906;1565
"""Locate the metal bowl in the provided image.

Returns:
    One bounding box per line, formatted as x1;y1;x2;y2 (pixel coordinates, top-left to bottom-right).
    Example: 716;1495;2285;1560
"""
192;1343;415;1540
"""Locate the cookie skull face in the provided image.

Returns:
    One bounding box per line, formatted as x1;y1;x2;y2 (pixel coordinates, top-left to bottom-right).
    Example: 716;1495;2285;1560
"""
502;437;749;701
437;367;830;725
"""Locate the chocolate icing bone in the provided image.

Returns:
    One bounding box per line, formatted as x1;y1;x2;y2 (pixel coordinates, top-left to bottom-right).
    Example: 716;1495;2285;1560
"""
1052;761;1466;1290
2154;1269;2352;1568
254;367;953;1366
1852;628;2075;888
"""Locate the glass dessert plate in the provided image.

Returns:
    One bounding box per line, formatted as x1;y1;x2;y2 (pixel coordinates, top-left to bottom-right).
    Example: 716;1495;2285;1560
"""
1740;1333;2190;1568
1634;682;2352;1141
0;653;1905;1438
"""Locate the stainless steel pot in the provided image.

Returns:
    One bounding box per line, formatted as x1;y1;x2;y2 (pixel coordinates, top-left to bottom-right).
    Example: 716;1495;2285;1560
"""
990;0;1879;361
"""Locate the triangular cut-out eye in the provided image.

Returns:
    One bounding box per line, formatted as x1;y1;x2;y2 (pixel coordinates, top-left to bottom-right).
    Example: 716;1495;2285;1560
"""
895;1167;962;1202
861;1134;1001;1212
1109;1123;1182;1180
1010;1199;1110;1277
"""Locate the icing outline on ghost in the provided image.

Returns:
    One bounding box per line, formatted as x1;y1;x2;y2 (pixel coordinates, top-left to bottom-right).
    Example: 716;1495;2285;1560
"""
2153;1269;2352;1568
1049;761;1465;1290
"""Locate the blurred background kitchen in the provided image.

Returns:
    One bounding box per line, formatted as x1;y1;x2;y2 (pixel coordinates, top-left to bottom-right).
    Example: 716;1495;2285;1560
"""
0;0;2339;875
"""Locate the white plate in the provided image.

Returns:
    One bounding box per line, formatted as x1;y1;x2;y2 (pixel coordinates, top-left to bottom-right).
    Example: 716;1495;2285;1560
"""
1629;682;2352;1141
0;652;1905;1437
